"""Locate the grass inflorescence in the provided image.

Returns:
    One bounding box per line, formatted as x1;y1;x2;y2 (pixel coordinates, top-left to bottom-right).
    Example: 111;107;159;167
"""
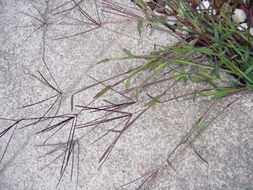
0;0;252;189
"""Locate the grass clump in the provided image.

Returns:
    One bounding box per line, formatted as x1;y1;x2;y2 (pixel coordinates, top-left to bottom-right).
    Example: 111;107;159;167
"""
0;0;252;189
97;0;253;187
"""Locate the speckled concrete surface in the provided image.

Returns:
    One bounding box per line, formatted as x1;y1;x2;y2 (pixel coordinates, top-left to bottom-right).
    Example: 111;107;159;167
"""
0;0;252;190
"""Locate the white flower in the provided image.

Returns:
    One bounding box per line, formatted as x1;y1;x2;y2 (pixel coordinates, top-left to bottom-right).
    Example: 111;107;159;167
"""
250;28;253;37
232;9;247;23
237;22;248;30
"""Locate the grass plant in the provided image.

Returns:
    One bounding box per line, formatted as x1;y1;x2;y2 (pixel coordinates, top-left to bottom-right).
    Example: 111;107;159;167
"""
0;0;252;189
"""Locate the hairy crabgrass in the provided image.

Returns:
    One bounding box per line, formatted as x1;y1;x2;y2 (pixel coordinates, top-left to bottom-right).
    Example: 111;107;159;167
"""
0;0;252;189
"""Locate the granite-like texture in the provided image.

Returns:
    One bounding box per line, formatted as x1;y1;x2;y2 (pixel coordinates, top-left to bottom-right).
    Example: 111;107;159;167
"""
0;0;252;190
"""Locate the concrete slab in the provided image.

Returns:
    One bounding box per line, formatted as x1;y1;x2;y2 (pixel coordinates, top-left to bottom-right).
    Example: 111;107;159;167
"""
0;0;252;190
